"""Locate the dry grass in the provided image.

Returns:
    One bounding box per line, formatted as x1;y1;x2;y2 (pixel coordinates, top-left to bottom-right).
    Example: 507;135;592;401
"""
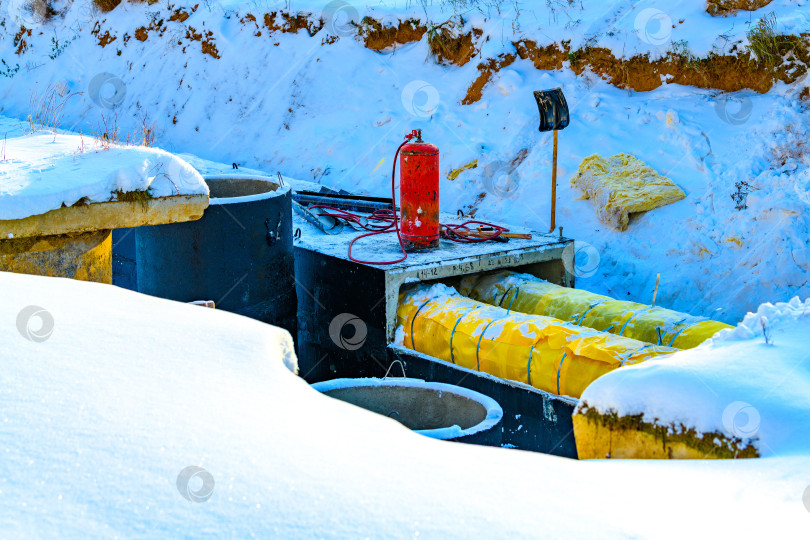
88;113;157;151
27;83;80;135
26;0;59;23
425;18;477;65
136;115;156;147
770;123;810;167
94;113;121;149
747;12;807;67
707;0;773;17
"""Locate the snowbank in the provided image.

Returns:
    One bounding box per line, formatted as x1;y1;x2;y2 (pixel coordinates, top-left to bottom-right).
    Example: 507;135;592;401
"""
577;296;810;457
2;271;810;537
0;133;208;221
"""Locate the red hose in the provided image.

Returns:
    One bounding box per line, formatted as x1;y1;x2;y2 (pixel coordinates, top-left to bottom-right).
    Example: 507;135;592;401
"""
346;138;410;265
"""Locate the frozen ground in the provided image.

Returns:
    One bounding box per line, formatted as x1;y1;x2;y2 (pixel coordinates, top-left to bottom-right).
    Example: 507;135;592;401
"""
2;270;810;538
1;0;808;322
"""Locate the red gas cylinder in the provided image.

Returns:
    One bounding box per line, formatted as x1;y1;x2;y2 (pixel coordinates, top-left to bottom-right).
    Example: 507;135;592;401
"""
400;130;439;251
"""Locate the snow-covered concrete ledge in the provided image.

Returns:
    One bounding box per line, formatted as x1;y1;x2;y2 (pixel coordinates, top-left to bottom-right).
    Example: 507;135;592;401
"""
574;297;810;459
0;132;209;282
0;132;209;237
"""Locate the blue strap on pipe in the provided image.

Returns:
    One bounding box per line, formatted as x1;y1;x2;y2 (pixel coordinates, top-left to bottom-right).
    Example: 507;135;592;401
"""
475;319;499;372
409;299;433;351
621;343;655;365
666;318;704;347
556;352;568;395
527;344;536;386
617;307;653;336
505;286;520;314
497;286;514;307
449;308;476;364
575;301;605;326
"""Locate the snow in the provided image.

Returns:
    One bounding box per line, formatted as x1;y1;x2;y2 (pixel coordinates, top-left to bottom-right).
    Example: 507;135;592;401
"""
1;1;807;321
0;132;208;221
2;270;810;538
577;296;810;456
1;2;810;534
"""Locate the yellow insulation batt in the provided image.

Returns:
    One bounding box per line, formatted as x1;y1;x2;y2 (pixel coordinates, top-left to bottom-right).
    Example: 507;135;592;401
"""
397;284;676;399
571;153;686;231
457;272;732;350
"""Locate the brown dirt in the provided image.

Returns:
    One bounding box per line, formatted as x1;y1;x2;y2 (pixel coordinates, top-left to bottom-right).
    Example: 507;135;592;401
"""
14;27;30;55
201;37;220;59
514;40;570;70
463;36;809;104
510;147;529;169
574;46;807;93
428;26;479;66
462;54;516;105
240;13;262;37
263;12;323;36
28;0;59;23
73;10;809;102
706;0;773;16
91;21;118;47
462;40;566;104
186;27;220;59
97;30;117;47
460;192;486;218
93;0;122;12
361;18;426;51
169;9;190;23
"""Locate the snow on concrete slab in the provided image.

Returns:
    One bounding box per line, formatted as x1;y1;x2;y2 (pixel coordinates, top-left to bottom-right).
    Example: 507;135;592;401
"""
578;296;810;457
0;133;208;221
1;270;809;538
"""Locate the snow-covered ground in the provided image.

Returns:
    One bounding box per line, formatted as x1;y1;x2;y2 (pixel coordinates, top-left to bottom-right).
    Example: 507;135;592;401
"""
2;0;808;323
2;270;810;538
1;2;810;536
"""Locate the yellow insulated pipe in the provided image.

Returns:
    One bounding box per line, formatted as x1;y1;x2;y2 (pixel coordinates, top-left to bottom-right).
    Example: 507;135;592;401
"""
457;272;733;350
397;286;676;399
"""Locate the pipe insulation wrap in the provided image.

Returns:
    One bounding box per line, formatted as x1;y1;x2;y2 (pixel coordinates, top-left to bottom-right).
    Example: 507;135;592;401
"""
457;272;733;350
397;284;677;399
